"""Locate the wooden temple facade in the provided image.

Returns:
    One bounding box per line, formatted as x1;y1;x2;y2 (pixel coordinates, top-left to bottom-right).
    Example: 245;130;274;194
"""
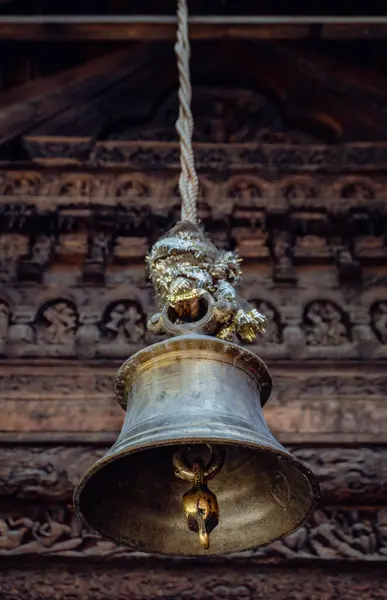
1;4;387;598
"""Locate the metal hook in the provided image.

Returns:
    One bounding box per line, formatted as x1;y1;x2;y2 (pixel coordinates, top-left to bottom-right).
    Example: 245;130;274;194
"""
172;444;225;483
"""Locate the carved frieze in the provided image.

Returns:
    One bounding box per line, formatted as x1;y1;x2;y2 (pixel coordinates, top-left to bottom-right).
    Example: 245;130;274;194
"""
0;504;385;561
0;171;386;290
0;286;386;359
37;300;78;346
1;565;387;600
21;139;387;171
2;170;387;212
0;173;385;362
18;85;387;171
1;446;386;505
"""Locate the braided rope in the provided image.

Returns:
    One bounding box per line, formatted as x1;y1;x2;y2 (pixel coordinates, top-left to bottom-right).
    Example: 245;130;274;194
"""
175;0;199;223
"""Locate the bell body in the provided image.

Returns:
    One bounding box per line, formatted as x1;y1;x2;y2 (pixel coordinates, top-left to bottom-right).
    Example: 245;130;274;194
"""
74;334;320;556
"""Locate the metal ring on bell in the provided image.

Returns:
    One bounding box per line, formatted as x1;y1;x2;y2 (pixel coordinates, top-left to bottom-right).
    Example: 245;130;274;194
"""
172;444;226;482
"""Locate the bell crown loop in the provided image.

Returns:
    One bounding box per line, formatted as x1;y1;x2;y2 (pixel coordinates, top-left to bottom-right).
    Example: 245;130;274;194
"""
114;333;272;411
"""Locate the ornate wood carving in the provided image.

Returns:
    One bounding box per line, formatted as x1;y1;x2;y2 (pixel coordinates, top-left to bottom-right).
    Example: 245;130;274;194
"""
2;170;387;207
17;43;387;166
21;138;387;171
0;283;386;360
1;446;386;505
0;171;386;284
1;565;387;599
0;173;386;361
0;505;386;561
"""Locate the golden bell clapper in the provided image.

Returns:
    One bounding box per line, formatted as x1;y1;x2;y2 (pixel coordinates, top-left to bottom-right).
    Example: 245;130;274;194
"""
74;222;320;556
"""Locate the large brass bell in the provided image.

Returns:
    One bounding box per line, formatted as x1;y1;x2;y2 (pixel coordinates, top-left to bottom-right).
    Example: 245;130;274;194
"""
74;334;320;556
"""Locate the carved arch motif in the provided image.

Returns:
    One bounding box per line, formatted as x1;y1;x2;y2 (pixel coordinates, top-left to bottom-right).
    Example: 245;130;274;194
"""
113;175;150;199
340;180;375;201
0;172;42;196
226;177;264;203
54;174;97;198
35;299;79;345
100;300;146;344
370;301;387;344
0;300;10;346
303;300;351;347
249;300;283;344
280;177;318;204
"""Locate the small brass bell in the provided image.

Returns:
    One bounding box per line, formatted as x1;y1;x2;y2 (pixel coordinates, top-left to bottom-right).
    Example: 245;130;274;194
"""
74;333;320;556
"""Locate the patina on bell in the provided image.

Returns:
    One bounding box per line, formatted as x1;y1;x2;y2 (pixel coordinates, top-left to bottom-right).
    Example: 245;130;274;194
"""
75;221;320;556
74;333;320;557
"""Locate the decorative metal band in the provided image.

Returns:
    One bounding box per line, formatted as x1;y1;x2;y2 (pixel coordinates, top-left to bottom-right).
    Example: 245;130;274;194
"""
114;334;272;410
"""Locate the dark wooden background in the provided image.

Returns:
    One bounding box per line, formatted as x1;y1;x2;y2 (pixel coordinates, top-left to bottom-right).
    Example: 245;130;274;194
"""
0;8;387;598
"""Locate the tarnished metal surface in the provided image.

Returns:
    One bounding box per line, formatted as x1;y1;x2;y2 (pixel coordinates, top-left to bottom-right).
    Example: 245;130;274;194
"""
74;334;320;557
113;334;272;410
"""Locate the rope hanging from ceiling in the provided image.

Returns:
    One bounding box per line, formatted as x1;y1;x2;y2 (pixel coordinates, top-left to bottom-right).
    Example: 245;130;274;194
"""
175;0;199;224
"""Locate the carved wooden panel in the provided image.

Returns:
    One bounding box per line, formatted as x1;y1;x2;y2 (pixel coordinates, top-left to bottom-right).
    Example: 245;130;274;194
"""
0;171;386;291
1;565;387;599
0;282;386;360
1;446;386;505
0;504;385;561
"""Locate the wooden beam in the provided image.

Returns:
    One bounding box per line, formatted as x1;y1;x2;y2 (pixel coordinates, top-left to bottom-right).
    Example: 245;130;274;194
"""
8;39;387;156
24;50;177;139
0;44;160;147
219;42;387;141
270;43;387;127
0;21;311;41
1;445;385;505
2;16;387;41
1;565;387;599
2;397;383;444
0;503;385;561
0;362;386;445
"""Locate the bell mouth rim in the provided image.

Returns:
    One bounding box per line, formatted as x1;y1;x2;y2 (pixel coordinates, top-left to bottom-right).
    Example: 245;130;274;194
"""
73;437;321;558
114;334;272;410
